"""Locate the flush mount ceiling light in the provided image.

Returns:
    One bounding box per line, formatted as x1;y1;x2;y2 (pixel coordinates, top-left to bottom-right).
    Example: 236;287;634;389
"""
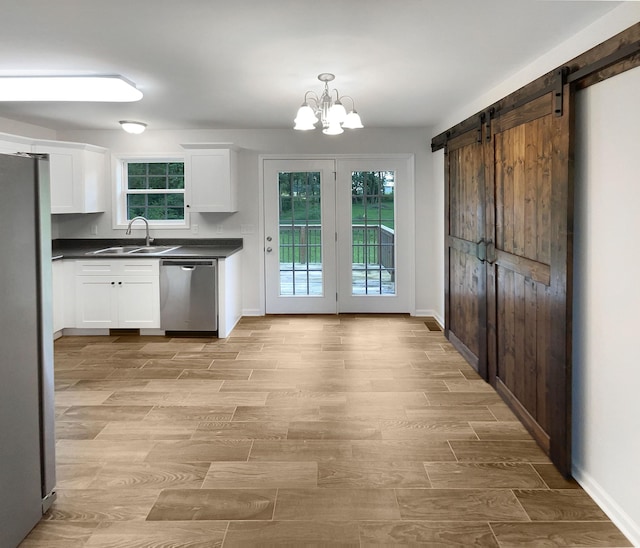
0;75;143;102
294;73;363;135
119;120;147;134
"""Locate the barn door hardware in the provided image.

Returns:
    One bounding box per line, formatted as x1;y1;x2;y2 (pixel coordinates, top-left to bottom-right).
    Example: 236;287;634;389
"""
554;66;569;117
477;113;485;143
476;238;486;263
485;108;494;142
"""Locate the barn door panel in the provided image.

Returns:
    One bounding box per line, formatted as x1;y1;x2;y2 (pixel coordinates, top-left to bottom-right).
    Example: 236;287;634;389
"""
487;87;573;474
445;129;486;376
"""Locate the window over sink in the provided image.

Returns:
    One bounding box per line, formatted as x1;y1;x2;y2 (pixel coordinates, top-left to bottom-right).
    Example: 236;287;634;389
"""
113;155;188;229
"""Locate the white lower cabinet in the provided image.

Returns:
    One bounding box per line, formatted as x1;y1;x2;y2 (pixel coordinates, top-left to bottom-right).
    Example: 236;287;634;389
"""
74;260;160;328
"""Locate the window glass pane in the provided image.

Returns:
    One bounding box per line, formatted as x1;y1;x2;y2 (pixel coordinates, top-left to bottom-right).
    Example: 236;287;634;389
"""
148;163;167;176
168;176;184;189
166;194;184;207
128;176;146;190
148;176;167;190
168;162;184;175
146;207;167;220
128;206;145;218
147;194;166;207
127;194;145;207
166;208;183;219
128;163;146;176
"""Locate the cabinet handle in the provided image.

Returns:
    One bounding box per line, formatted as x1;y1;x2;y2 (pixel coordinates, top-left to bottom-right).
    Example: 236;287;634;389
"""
111;281;115;285
118;281;122;285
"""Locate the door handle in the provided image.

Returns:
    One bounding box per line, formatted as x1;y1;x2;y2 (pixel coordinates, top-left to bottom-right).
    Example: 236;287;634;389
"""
181;266;196;271
266;236;272;242
486;240;496;265
266;247;273;253
476;238;486;263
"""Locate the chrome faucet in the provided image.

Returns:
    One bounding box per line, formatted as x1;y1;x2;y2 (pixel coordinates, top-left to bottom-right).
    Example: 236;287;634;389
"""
125;216;154;246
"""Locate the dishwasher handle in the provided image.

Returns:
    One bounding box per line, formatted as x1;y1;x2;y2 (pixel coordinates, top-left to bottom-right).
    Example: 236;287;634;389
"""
161;259;216;267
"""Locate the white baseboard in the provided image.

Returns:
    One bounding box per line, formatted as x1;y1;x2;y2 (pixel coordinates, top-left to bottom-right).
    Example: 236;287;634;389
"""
572;464;640;547
242;308;263;317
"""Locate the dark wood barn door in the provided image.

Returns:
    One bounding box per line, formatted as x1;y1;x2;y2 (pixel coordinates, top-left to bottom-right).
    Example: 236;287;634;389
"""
442;85;574;475
486;87;574;473
444;131;487;377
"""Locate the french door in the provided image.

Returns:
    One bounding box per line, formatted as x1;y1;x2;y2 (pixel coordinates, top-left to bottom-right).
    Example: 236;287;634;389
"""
264;159;337;314
264;157;412;314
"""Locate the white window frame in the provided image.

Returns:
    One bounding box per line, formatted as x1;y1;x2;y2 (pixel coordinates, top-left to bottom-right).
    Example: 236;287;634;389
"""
112;153;190;229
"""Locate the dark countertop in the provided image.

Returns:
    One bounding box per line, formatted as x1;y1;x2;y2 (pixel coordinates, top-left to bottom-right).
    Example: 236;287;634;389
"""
52;238;243;261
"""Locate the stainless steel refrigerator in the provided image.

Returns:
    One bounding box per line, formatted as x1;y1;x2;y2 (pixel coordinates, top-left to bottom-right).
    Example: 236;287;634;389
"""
0;153;56;547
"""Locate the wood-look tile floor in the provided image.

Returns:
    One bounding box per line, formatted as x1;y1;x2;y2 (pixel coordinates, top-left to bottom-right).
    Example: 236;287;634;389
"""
21;315;631;547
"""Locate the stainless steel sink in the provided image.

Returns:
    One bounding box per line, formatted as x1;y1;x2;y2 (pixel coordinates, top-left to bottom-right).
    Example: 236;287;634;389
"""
87;245;180;255
129;246;180;254
88;246;141;255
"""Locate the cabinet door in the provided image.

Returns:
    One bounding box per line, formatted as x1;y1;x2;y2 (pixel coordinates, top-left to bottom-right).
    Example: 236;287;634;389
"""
75;276;117;328
33;143;106;214
117;276;160;328
185;148;238;212
46;149;79;214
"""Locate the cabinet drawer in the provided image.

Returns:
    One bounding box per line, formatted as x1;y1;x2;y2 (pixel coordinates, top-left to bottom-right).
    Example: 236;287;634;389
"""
74;259;159;276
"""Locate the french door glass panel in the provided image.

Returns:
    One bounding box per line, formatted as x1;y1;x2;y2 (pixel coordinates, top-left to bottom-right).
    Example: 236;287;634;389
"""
264;159;336;314
351;170;396;296
278;171;323;296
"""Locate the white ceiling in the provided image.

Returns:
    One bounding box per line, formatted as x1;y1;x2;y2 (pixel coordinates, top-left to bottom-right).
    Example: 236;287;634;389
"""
0;0;623;132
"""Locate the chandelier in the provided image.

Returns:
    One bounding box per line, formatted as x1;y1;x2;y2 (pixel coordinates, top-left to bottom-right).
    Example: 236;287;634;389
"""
294;73;363;135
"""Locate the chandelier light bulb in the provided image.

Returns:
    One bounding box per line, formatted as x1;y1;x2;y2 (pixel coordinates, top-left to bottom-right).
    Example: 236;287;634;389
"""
295;104;318;125
328;101;347;124
342;110;364;129
323;121;344;135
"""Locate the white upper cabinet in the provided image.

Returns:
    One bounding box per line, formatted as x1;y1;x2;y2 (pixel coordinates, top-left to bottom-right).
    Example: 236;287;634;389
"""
182;143;239;212
33;140;107;214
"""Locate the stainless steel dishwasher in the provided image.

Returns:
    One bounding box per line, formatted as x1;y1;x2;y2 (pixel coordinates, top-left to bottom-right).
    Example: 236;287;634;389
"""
160;259;218;332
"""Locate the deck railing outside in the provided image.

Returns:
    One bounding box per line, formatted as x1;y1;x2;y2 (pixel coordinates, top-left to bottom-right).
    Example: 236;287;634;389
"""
279;223;395;276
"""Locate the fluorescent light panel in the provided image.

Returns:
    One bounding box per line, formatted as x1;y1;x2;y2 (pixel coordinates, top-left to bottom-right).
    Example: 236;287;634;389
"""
0;75;143;102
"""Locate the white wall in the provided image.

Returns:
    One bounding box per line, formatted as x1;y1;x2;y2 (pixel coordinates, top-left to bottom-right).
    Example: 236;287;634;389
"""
434;3;640;136
0;115;56;141
573;66;640;546
46;127;437;318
